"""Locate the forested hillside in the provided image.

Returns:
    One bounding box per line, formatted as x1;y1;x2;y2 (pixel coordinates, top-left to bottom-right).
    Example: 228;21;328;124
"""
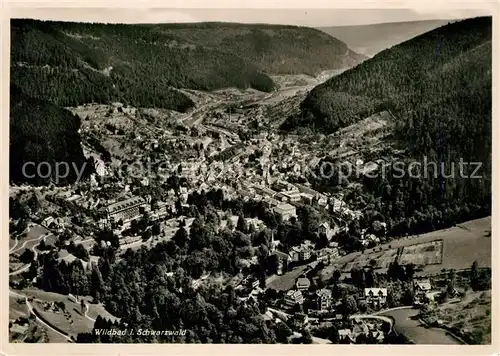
10;85;92;185
289;16;491;137
11;19;364;111
10;19;365;186
11;20;263;111
35;194;314;343
149;22;366;75
287;16;492;236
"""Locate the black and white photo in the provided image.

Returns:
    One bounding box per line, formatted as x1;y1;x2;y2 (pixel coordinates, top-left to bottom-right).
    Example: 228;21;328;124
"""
6;6;494;346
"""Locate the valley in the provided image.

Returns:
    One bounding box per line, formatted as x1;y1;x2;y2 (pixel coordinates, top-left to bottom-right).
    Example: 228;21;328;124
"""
8;16;492;345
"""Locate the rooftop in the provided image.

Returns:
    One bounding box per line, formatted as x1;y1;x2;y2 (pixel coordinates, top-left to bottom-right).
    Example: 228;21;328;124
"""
274;203;296;212
296;277;311;288
364;288;388;297
415;280;432;291
316;289;332;298
107;196;145;214
285;290;303;298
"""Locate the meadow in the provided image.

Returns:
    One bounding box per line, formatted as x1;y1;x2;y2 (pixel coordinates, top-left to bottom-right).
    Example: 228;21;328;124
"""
321;217;491;280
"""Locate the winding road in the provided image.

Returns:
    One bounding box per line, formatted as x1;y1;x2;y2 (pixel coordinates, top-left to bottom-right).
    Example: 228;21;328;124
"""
10;234;46;255
266;305;464;345
8;231;55;276
9;290;74;343
10;232;96;276
84;303;96;323
9;236;19;253
9;234;46;276
377;306;463;344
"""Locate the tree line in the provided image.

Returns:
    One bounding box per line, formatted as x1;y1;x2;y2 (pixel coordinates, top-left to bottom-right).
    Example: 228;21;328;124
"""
295;17;492;237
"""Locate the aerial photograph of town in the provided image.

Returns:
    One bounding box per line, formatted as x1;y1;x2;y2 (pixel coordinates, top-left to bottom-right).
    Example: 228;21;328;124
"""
7;7;493;346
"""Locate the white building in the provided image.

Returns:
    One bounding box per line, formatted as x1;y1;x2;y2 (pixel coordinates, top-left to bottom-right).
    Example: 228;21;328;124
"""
284;290;304;306
280;188;302;203
273;203;297;221
364;288;388;306
106;196;146;224
316;289;333;310
317;222;340;241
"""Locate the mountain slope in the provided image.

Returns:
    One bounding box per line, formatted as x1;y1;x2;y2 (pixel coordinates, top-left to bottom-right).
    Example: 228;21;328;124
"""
289;17;491;143
287;16;492;236
10;85;91;185
318;19;450;57
11;19;365;112
11;19;268;112
10;19;366;186
149;22;367;75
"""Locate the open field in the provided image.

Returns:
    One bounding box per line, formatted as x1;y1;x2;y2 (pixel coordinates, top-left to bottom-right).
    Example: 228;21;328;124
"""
10;294;72;343
343;247;398;271
11;288;119;338
375;248;400;268
45;233;58;244
10;224;50;256
321;217;491;280
9;296;30;320
266;264;309;291
41;324;72;343
399;240;443;266
86;303;121;323
33;299;94;337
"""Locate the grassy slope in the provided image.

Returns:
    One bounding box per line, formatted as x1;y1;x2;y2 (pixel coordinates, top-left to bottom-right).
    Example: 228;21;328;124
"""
320;216;491;280
422;290;491;344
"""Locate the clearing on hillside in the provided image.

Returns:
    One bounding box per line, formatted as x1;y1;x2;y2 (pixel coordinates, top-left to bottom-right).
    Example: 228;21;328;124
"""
12;288;120;338
320;217;491;281
420;290;492;344
399;240;443;266
343;247;398;271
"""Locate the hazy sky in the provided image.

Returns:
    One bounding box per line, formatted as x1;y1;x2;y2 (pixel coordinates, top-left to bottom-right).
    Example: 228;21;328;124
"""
10;7;493;26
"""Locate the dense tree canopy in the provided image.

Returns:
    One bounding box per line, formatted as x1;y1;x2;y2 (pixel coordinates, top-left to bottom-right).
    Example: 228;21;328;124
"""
10;85;92;185
11;19;365;112
293;17;492;236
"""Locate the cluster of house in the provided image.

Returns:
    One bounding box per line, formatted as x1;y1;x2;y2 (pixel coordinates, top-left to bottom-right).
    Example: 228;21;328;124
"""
282;279;437;316
269;230;341;276
413;279;436;304
41;216;67;231
96;190;276;247
284;285;334;312
362;288;388;308
333;280;438;343
243;178;360;223
283;275;392;314
337;319;386;344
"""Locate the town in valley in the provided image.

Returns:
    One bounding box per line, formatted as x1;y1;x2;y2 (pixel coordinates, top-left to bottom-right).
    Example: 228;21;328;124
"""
8;10;492;345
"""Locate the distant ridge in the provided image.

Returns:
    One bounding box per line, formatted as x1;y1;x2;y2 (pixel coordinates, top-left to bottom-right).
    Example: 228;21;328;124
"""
318;19;452;57
11;19;366;112
10;19;366;185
